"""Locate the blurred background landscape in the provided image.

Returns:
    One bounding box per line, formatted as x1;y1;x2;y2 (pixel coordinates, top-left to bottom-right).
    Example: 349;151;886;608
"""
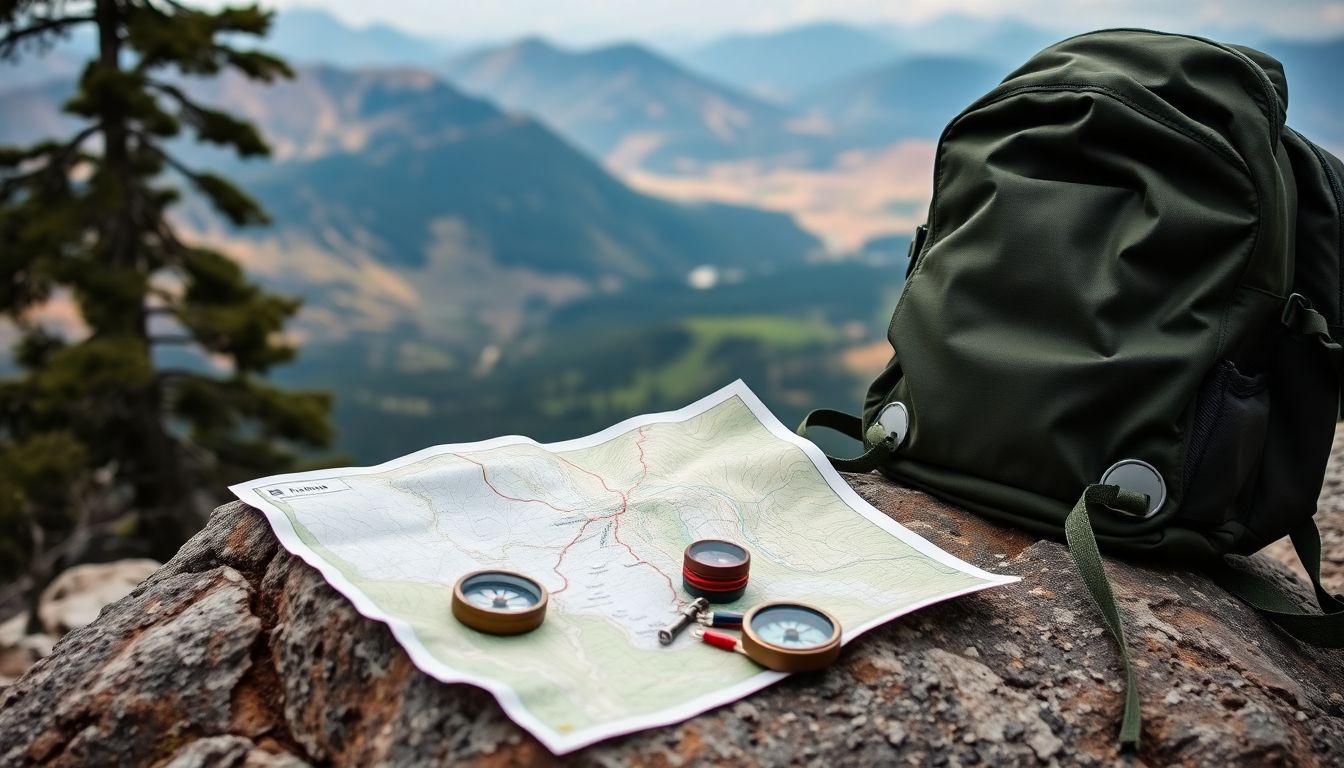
4;3;1341;464
2;1;1343;631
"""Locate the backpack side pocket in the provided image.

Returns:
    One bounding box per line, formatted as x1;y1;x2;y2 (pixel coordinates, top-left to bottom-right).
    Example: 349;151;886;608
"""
1180;360;1269;524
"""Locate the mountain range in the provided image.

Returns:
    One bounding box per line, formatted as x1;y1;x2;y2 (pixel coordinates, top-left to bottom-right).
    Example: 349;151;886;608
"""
878;14;1067;65
800;56;1005;146
1;59;850;460
0;9;456;89
680;16;1062;101
1264;37;1344;150
18;11;1335;167
165;67;820;343
264;8;457;67
5;10;1343;463
683;22;898;101
2;65;821;338
443;37;825;173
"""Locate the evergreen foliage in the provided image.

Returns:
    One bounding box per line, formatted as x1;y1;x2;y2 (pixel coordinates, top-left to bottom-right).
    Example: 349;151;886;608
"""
0;0;332;585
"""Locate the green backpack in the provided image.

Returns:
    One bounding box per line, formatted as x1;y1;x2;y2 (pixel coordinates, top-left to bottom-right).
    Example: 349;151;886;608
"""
801;29;1344;749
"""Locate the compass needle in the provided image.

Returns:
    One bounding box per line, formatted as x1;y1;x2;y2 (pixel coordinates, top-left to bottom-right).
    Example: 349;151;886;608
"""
695;602;842;672
452;571;549;635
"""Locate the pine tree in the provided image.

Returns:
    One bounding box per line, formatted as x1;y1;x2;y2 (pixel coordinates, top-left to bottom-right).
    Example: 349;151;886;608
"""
0;0;332;589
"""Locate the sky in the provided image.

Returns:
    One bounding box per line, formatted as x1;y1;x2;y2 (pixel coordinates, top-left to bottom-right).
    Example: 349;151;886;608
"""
255;0;1344;45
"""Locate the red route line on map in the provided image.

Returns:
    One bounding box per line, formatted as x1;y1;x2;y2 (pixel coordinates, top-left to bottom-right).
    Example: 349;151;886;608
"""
606;429;676;601
610;430;672;597
452;452;586;592
633;427;650;486
552;428;677;603
451;454;574;514
452;430;678;604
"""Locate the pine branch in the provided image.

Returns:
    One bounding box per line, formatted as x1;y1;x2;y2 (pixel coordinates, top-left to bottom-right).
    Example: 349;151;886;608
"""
131;133;198;183
0;122;103;196
0;13;96;59
216;45;291;82
149;335;195;346
135;134;266;225
136;140;271;226
153;218;189;256
144;78;269;156
156;368;209;381
143;77;201;109
144;0;192;13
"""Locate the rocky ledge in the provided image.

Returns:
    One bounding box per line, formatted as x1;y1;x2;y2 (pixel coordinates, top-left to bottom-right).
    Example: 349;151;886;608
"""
1;453;1342;766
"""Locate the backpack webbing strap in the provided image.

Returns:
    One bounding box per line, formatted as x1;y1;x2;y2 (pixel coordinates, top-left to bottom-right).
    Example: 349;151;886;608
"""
795;409;886;473
1290;520;1344;613
1064;484;1146;750
1282;297;1344;417
1208;521;1344;648
1282;293;1344;377
1268;293;1344;645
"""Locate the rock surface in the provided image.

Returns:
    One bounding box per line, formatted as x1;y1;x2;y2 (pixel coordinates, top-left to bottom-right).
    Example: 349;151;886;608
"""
0;558;160;690
0;615;52;689
2;456;1343;766
36;558;162;638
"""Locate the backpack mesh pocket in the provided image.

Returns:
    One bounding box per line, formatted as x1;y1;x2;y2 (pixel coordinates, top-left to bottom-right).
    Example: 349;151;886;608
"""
1179;360;1269;524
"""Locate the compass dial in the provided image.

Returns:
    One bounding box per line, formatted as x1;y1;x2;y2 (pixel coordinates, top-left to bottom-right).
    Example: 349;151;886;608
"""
749;605;835;649
462;580;541;610
452;570;548;635
739;602;842;672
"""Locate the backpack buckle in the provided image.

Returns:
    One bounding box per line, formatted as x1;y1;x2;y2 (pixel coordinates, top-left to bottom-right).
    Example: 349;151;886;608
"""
1280;292;1311;329
1280;293;1336;342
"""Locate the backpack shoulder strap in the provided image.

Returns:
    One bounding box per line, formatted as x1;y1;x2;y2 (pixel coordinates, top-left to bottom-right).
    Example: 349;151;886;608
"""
1209;520;1344;648
1066;485;1344;753
796;409;887;473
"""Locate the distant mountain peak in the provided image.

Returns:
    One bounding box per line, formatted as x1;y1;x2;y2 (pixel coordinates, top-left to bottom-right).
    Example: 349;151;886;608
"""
443;36;802;172
683;22;898;101
587;41;663;61
464;37;679;73
505;36;562;56
273;6;344;24
800;52;1003;144
266;6;453;67
582;40;703;80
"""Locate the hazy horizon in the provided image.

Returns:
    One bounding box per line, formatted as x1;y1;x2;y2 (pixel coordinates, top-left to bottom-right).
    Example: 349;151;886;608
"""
244;0;1344;46
5;1;1344;466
